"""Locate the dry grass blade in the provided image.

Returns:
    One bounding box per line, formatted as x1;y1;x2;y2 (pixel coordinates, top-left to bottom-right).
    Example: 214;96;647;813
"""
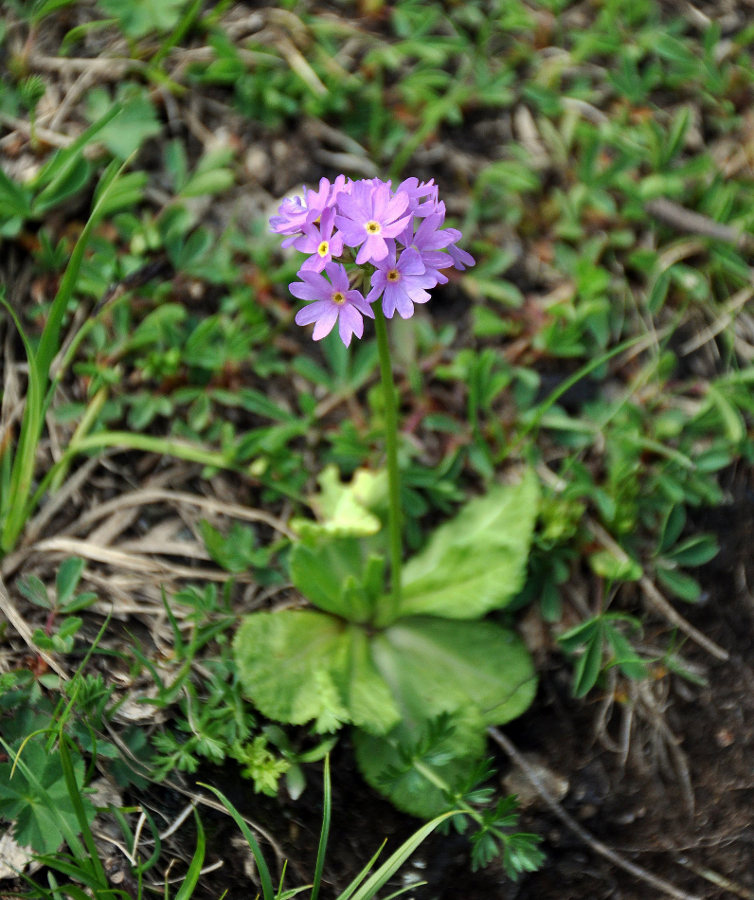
67;487;296;539
680;283;754;356
23;535;244;583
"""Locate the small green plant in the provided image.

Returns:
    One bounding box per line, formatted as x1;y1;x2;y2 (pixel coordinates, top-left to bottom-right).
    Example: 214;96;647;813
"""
558;611;648;698
17;557;97;655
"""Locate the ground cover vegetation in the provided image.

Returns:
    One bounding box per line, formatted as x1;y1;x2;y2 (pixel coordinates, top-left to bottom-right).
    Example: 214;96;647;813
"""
0;0;753;897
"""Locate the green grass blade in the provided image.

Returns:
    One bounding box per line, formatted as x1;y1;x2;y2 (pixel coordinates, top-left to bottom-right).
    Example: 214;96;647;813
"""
310;755;331;900
346;811;460;900
35;103;122;187
0;154;135;554
174;808;205;900
33;855;129;896
198;783;275;900
35;154;132;379
0;296;45;551
58;734;108;887
380;885;428;900
50;885;91;900
335;843;386;900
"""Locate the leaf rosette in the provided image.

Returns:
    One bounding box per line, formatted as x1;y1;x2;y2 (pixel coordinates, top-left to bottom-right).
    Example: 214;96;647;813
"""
233;470;539;815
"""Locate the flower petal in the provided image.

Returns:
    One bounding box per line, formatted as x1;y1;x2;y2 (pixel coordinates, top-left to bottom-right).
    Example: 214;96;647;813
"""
290;280;324;301
338;304;364;346
384;190;409;224
295;299;332;326
348;290;375;317
311;304;339;340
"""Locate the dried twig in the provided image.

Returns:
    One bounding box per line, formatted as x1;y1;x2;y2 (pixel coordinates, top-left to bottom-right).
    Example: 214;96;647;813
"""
646;197;754;251
488;727;704;900
676;857;754;899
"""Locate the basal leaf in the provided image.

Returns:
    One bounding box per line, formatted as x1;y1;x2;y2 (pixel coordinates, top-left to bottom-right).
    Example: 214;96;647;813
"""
289;536;377;621
354;616;536;817
372;617;537;728
233;611;401;734
333;626;400;735
395;471;539;622
233;610;350;731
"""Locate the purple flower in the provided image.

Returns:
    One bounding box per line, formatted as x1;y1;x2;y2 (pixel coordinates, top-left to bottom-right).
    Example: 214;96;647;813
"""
269;194;309;237
445;229;476;271
335;181;412;265
291;262;374;346
367;248;437;319
270;174;474;344
398;213;459;284
269;176;347;239
293;207;344;272
396;177;439;217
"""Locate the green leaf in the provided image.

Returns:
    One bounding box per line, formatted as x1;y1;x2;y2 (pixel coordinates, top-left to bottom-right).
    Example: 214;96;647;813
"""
572;631;603;697
667;534;719;567
0;740;95;854
233;611;400;735
56;557;85;609
556;617;598;652
289;536;376;621
85;85;161;158
0;167;33;221
333;626;401;735
16;574;50;608
354;711;486;819
396;471;539;621
95;170;148;215
291;466;386;539
655;565;702;602
234;610;349;731
588;549;642;582
179;167;235;198
200;519;259;573
604;625;646;681
97;0;186;37
659;505;686;554
372;617;537;728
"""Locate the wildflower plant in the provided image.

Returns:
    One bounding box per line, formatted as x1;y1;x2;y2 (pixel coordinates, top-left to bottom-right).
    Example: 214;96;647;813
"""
235;176;543;875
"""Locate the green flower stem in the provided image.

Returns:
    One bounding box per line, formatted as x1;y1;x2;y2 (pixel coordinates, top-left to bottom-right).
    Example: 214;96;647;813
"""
374;305;403;615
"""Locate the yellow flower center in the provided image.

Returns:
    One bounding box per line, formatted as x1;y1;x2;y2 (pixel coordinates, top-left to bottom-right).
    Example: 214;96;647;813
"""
317;240;329;258
365;220;381;235
387;269;400;282
332;291;346;305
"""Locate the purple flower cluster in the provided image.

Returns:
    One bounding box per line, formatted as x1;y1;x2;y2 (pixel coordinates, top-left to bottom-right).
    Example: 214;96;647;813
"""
270;176;474;346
